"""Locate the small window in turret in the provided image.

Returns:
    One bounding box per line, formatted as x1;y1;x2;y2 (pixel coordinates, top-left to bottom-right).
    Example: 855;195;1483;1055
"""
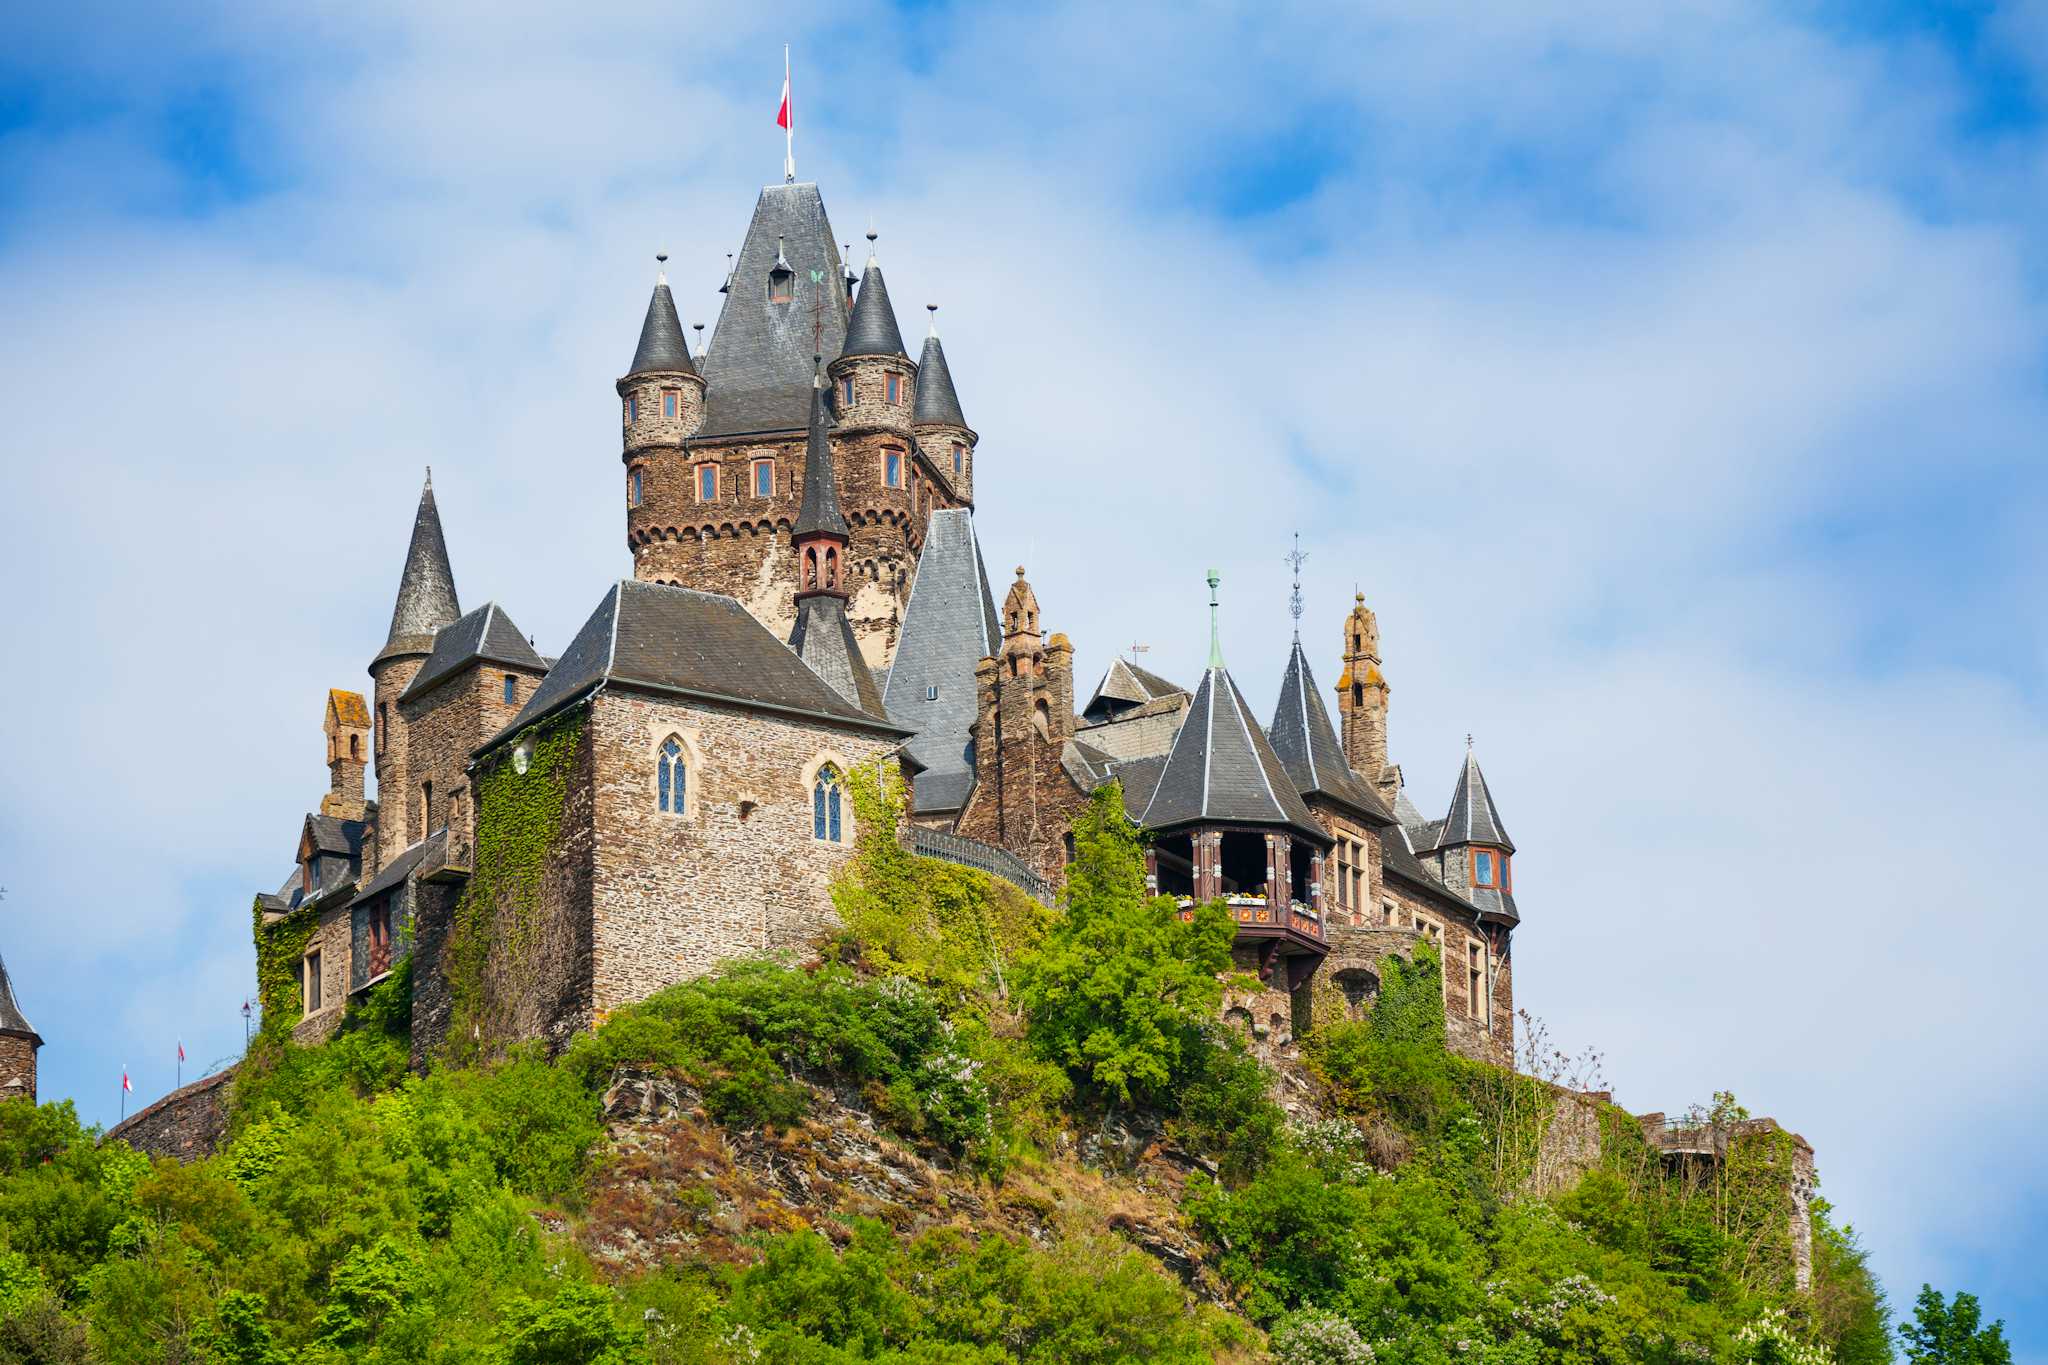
884;449;903;488
1473;849;1497;888
840;376;855;406
662;389;680;419
769;267;794;304
885;372;903;404
952;444;963;477
624;397;635;426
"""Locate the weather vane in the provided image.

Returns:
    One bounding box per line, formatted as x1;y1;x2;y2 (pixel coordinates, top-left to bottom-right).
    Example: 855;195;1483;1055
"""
1285;533;1309;640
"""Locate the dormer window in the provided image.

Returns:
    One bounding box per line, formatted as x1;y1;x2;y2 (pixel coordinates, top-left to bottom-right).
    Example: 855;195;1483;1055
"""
1473;848;1507;889
768;266;795;304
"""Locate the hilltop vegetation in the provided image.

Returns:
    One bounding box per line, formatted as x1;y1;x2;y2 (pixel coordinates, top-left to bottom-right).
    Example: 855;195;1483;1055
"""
0;774;1911;1363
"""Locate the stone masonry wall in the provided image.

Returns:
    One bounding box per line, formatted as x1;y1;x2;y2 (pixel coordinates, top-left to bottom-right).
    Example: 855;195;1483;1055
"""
289;900;354;1045
105;1069;233;1163
370;654;426;868
585;690;895;1016
400;663;545;855
1323;879;1512;1066
0;1034;35;1104
406;879;464;1069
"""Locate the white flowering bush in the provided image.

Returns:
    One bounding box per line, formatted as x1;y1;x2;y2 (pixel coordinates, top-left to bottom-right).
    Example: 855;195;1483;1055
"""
1271;1306;1376;1365
1736;1307;1836;1365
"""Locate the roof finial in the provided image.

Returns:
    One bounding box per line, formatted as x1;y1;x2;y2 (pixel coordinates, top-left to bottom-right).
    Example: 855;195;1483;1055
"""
927;303;939;337
424;464;432;489
865;220;879;265
1207;568;1224;670
692;322;705;357
1466;732;1474;752
813;352;823;388
655;251;668;286
720;252;733;294
1285;532;1309;642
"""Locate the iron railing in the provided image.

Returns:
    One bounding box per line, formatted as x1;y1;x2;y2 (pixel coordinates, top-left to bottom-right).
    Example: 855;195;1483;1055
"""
906;826;1054;905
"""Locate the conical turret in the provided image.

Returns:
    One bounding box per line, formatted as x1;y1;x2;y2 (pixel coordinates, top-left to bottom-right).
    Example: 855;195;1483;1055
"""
1271;639;1392;824
913;307;977;503
842;256;908;359
626;268;696;378
1432;740;1519;926
793;373;849;543
378;471;461;664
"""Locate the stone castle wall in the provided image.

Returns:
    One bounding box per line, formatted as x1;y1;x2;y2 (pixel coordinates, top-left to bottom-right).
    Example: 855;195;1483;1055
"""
585;691;896;1015
400;663;543;854
0;1034;35;1103
104;1069;233;1163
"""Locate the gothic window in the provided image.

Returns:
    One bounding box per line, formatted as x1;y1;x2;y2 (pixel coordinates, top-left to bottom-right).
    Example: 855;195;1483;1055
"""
824;545;838;588
840;376;855;406
804;546;819;590
658;737;687;815
502;674;517;704
753;459;774;498
349;734;360;760
885;371;903;404
696;463;718;502
662;388;680;419
813;763;844;843
883;449;903;488
629;468;643;507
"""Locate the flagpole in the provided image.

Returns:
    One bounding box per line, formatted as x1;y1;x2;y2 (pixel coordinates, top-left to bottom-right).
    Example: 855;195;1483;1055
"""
784;45;795;183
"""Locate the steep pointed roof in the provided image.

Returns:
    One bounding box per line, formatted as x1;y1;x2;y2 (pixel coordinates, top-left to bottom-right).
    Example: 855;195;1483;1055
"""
913;329;967;427
0;954;40;1044
842;258;908;359
1138;667;1327;843
883;508;1004;815
377;474;461;663
1269;640;1395;825
626;275;696;377
1439;746;1515;852
789;593;885;717
793;381;848;539
399;602;548;703
1082;658;1186;722
700;183;850;437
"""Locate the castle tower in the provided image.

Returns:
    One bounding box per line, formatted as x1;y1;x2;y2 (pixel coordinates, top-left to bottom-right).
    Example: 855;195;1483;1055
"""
913;307;976;506
1336;592;1398;808
787;372;884;716
828;243;923;664
370;471;461;865
621;257;708;584
963;567;1078;878
0;953;40;1105
321;689;372;821
1431;741;1519;925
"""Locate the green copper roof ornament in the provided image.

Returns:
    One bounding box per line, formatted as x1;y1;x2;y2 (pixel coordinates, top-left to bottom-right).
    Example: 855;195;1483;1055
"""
1207;568;1224;670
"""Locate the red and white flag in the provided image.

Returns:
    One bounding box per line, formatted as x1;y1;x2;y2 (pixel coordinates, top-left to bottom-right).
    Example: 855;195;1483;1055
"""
177;1040;186;1063
776;58;792;131
121;1067;132;1094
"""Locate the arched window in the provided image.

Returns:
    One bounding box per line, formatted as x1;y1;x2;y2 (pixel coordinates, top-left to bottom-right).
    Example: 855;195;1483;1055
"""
804;546;818;589
813;764;843;843
658;737;687;815
824;546;838;589
349;734;360;760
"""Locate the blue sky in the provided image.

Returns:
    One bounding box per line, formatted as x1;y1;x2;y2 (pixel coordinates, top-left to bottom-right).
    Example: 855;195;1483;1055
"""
1;0;2044;1352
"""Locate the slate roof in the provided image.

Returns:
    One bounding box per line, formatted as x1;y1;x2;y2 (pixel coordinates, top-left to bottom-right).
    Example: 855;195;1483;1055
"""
789;593;885;717
627;277;696;377
1137;667;1327;844
793;382;848;538
913;329;968;428
351;829;447;906
1107;753;1169;820
0;955;38;1043
1439;747;1515;852
1267;640;1395;825
1394;789;1436;848
489;580;906;752
698;184;851;438
882;508;1003;815
1083;658;1187;721
400;602;548;703
378;474;462;662
842;258;908;359
303;814;366;859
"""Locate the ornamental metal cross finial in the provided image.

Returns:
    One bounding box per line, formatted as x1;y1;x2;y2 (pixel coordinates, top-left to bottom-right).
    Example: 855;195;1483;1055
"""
1207;569;1224;670
1285;533;1309;641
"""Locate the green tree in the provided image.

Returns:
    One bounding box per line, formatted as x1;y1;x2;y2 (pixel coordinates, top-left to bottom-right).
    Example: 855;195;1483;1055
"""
1900;1287;2010;1365
1017;785;1235;1107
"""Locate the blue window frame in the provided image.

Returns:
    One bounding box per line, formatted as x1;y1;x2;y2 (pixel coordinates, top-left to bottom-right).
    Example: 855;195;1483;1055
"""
884;449;903;488
659;738;686;814
1473;849;1496;888
885;372;902;404
502;674;516;704
813;764;843;842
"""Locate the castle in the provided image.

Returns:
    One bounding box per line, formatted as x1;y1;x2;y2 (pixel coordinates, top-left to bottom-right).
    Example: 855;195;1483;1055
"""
231;173;1520;1066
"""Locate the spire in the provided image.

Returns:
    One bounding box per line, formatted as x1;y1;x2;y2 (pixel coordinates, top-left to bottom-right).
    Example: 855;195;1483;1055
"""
1285;534;1309;643
913;306;969;428
0;953;39;1045
1270;638;1392;822
379;472;462;661
793;365;848;540
1207;569;1224;670
1440;742;1514;852
626;255;695;377
842;248;908;359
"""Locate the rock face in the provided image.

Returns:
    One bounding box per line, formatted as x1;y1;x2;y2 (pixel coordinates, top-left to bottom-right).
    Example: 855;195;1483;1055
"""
580;1067;1226;1301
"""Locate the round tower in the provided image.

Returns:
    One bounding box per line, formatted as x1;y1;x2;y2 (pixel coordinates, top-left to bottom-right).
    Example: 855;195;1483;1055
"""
621;256;708;583
914;305;977;506
827;238;920;662
0;952;41;1106
370;471;461;865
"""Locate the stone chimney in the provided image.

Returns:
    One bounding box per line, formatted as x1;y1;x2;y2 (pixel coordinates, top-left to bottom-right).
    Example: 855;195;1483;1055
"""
322;689;372;821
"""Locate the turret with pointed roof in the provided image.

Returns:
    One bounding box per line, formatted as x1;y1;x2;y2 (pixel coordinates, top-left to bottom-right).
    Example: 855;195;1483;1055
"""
0;952;40;1104
1270;639;1395;827
370;472;462;865
1428;742;1519;925
828;242;915;447
913;307;977;504
788;372;884;716
842;254;909;360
